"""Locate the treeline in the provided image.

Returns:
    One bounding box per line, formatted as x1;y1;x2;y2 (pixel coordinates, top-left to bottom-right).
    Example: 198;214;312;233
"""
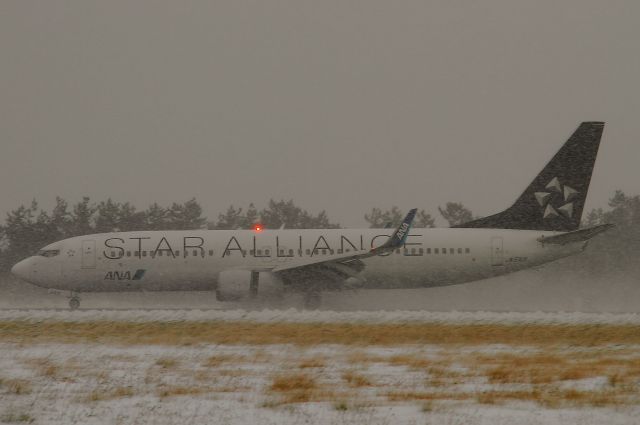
0;198;338;272
0;197;474;273
567;190;640;276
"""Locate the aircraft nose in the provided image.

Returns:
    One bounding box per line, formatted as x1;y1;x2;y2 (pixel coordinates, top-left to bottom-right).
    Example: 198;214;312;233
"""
11;258;32;281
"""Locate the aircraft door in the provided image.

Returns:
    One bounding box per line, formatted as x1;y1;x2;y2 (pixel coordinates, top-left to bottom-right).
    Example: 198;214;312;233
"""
491;237;504;267
81;240;96;269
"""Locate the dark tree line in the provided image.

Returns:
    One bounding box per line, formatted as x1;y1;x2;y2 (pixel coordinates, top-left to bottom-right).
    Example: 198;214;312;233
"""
0;197;207;272
364;202;474;228
571;190;640;276
0;197;339;273
211;199;339;230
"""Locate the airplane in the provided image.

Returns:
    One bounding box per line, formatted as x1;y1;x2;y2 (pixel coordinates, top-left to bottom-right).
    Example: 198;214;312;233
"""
11;122;612;309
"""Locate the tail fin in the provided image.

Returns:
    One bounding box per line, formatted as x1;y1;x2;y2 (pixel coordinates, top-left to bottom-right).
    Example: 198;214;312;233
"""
456;122;604;231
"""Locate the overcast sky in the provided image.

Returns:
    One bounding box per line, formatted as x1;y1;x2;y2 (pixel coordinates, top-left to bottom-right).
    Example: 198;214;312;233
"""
1;1;638;227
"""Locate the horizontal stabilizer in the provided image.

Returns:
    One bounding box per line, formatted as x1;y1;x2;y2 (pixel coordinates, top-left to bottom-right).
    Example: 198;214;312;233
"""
537;224;614;245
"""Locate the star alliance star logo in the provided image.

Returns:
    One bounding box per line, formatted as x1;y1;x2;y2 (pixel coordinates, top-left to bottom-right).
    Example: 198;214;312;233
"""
534;177;578;219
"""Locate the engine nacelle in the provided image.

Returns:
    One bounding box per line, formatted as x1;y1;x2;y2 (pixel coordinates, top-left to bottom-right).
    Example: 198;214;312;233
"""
216;270;284;301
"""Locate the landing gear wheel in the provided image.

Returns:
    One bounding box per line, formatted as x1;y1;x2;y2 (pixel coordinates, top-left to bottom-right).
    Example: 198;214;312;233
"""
303;290;322;310
215;290;226;302
69;297;80;310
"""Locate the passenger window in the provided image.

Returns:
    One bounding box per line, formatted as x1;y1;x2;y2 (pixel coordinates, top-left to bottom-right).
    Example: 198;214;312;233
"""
279;250;284;256
289;249;294;256
458;248;462;254
450;248;454;254
158;251;163;257
337;249;343;254
411;248;416;254
419;248;424;255
426;248;431;254
242;250;247;256
314;249;319;255
134;251;140;257
305;249;310;255
175;250;180;257
126;251;131;257
466;248;470;254
209;250;214;256
142;251;147;257
265;249;270;256
442;248;447;254
434;248;439;254
193;250;199;257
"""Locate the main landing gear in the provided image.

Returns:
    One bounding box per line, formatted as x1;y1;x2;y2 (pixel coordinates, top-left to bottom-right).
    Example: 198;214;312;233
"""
303;289;322;310
68;292;81;310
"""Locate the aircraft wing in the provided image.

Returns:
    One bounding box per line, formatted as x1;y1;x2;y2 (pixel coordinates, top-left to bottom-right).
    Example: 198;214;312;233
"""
537;223;614;246
270;209;417;283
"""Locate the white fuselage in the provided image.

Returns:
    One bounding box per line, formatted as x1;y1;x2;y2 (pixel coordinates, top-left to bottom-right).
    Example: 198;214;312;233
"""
12;228;584;292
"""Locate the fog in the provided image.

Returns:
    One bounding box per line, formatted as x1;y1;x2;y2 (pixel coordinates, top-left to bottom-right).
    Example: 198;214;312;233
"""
3;261;639;313
1;1;640;226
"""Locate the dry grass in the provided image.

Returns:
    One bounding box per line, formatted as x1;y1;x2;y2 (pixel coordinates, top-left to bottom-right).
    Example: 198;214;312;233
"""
216;369;248;377
387;354;432;369
271;373;317;392
0;412;33;423
473;352;640;387
23;358;59;378
386;391;470;402
157;386;207;398
298;357;326;369
269;373;325;404
342;370;372;387
155;357;178;369
3;321;640;346
86;386;136;402
389;388;631;408
346;351;385;364
203;354;236;367
1;379;32;395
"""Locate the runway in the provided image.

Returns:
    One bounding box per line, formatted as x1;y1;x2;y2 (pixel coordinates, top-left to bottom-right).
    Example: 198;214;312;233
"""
2;308;640;325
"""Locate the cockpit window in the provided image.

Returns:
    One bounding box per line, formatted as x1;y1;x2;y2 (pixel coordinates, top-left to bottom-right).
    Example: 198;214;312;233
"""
38;249;60;258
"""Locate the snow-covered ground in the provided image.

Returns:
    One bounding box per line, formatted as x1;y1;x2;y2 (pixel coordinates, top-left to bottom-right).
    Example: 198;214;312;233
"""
2;308;640;325
1;341;639;425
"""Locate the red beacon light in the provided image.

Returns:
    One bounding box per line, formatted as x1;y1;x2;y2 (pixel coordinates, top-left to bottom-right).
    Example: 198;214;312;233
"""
253;224;264;233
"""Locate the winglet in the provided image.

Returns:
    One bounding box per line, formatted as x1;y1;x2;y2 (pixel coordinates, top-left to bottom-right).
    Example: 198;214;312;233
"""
370;208;418;255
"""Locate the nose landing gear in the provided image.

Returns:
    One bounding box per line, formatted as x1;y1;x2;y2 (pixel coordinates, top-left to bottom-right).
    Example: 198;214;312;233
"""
68;292;81;310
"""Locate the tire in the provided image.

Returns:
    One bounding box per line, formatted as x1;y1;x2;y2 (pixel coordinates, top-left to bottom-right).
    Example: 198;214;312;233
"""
303;290;322;310
215;290;226;302
69;297;80;310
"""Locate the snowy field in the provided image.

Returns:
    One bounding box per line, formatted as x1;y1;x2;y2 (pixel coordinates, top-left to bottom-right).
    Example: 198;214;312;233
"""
1;311;640;424
0;340;639;424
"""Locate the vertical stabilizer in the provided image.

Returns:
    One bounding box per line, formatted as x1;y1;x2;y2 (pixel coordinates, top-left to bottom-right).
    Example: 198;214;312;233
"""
456;122;604;231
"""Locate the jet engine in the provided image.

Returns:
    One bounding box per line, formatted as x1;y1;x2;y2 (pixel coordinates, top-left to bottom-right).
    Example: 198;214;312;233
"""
216;270;283;301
